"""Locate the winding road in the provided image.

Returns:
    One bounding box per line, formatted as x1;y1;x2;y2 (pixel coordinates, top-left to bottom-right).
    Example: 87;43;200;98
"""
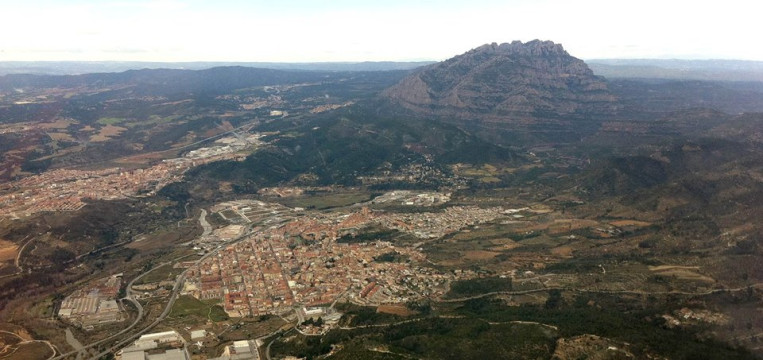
0;330;58;360
84;228;258;360
0;235;32;279
438;283;763;303
52;261;172;360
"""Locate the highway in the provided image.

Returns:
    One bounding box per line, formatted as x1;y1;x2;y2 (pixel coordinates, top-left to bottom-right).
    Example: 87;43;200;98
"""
52;261;167;360
85;226;261;360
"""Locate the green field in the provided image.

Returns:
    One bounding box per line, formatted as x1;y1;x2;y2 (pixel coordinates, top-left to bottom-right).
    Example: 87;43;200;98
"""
134;265;185;285
272;191;375;210
170;295;229;322
96;117;126;125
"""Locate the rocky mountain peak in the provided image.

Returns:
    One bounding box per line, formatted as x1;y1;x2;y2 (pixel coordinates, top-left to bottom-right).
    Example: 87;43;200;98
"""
383;40;618;125
474;40;569;58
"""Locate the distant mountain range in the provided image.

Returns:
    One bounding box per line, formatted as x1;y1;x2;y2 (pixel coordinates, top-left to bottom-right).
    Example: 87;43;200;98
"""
5;57;763;84
0;61;435;76
588;59;763;82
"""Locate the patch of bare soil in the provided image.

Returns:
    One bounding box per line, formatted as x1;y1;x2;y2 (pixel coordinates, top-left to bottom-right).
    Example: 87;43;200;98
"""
376;305;416;317
552;334;635;360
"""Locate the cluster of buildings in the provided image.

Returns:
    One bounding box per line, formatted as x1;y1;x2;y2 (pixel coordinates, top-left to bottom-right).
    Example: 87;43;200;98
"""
379;205;507;239
58;274;123;329
184;233;297;317
309;101;354;114
116;319;257;359
181;201;504;317
208;340;259;360
210;199;297;225
357;161;462;187
183;134;262;160
183;227;444;317
371;190;451;207
0;134;262;220
257;187;305;198
119;331;189;360
0;163;185;219
214;93;284;111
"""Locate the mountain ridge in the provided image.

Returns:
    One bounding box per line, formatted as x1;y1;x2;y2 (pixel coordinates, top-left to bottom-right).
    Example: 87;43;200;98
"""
383;40;619;121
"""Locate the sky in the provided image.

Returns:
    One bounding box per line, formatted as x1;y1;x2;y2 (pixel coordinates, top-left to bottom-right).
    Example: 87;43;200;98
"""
1;0;760;62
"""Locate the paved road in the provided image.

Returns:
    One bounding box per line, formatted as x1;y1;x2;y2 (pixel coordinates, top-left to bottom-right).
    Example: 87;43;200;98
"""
14;235;32;270
0;330;59;360
52;262;170;360
439;283;763;303
86;231;259;360
0;235;32;279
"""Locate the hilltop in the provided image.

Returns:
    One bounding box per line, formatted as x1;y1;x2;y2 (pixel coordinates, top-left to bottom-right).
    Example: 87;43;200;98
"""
384;40;617;118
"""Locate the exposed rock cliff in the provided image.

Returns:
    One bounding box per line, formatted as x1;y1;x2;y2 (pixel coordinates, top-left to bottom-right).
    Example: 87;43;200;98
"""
383;40;619;122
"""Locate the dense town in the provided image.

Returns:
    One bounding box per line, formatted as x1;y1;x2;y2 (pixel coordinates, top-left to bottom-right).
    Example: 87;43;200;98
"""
0;134;262;219
181;197;510;318
52;194;507;360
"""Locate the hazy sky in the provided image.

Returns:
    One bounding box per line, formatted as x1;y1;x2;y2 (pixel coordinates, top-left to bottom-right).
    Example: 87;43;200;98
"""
1;0;760;62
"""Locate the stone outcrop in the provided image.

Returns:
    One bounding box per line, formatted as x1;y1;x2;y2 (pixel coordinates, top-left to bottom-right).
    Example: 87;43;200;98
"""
383;40;619;121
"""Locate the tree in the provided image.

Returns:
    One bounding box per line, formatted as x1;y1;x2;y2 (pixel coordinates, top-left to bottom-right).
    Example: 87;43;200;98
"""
544;289;563;309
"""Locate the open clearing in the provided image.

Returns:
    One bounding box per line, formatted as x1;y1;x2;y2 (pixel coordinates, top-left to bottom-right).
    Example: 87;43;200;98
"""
3;341;54;360
376;305;416;317
546;219;600;235
464;250;501;260
89;125;126;142
0;240;18;262
0;332;22;357
550;246;573;257
609;220;652;227
115;151;175;165
46;132;75;142
169;295;228;322
275;191;374;210
38;118;77;130
96;117;126;125
649;265;716;283
0;330;54;360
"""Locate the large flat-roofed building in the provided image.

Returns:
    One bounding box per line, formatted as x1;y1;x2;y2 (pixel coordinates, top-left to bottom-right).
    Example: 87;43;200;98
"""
134;330;183;345
147;348;189;360
122;351;147;360
232;340;251;355
120;330;187;360
190;329;207;341
58;274;123;327
121;348;189;360
208;340;259;360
